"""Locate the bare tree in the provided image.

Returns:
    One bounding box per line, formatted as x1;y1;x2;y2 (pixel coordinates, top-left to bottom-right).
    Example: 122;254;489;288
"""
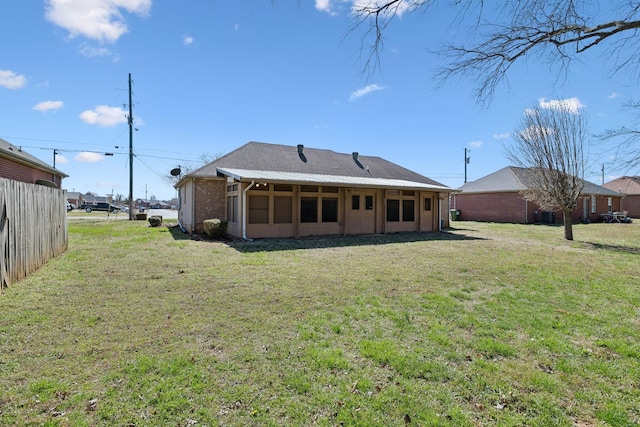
506;100;587;240
597;98;640;171
351;1;640;102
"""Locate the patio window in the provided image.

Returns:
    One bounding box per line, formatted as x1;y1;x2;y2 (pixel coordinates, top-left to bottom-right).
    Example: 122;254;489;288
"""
424;197;432;211
403;199;415;222
301;197;318;223
387;199;400;222
248;195;269;224
365;195;373;210
274;196;292;223
322;198;338;222
226;195;238;223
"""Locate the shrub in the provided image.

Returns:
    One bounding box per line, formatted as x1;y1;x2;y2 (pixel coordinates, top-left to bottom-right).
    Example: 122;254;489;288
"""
203;219;228;239
148;215;163;227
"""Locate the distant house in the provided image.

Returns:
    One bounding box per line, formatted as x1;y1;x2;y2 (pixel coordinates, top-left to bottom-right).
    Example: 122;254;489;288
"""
0;137;67;187
603;176;640;218
455;166;623;224
175;141;453;238
66;191;82;208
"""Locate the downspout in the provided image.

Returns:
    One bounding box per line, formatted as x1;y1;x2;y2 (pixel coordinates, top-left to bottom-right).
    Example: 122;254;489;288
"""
190;177;196;233
438;195;442;231
242;180;255;241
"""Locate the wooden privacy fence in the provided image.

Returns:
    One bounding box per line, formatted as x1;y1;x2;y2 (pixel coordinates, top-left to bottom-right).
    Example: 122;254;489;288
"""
0;177;68;291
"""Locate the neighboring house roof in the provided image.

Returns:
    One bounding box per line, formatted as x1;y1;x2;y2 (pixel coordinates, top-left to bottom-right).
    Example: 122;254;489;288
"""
180;141;451;191
603;176;640;195
460;166;622;197
0;137;68;178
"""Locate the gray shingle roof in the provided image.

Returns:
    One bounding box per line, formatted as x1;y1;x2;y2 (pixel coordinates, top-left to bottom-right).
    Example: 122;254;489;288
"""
460;166;622;197
185;141;447;188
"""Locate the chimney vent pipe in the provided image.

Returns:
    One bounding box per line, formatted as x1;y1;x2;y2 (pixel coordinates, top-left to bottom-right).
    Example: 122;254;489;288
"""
297;144;304;155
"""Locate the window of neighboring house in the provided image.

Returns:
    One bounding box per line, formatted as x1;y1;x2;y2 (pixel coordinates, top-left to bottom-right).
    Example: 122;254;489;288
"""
301;197;318;223
591;195;597;214
274;196;292;223
608;197;613;213
387;199;400;222
322;198;338;222
248;195;269;224
424;197;432;211
352;195;360;210
365;195;374;210
226;195;238;223
403;199;415;222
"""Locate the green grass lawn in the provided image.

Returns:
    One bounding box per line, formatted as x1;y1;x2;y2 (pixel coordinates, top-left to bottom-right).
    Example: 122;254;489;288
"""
1;220;639;426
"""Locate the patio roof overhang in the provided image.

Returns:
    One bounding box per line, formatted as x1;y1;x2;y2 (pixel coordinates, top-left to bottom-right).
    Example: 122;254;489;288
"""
216;168;453;192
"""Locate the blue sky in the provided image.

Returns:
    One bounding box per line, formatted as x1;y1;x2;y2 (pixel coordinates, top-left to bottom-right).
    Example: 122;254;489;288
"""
1;1;636;201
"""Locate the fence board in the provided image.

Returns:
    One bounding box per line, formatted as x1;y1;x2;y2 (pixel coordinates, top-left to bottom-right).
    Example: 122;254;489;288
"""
0;177;68;291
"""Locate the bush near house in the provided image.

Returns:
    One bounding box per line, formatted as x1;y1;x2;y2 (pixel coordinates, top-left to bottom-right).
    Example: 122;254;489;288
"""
203;218;227;239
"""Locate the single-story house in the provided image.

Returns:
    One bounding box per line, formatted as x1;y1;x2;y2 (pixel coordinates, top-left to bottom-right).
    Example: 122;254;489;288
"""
602;176;640;218
454;166;623;224
0;137;67;187
175;141;453;238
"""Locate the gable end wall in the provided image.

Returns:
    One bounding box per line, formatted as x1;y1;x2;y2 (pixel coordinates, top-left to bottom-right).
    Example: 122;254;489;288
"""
194;179;226;233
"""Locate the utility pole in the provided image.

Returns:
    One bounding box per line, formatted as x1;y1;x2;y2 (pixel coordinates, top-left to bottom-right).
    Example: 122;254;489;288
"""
127;73;134;220
601;163;605;185
464;148;471;183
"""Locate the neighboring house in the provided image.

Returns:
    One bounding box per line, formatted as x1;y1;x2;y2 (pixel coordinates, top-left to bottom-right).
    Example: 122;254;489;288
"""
175;141;453;238
602;176;640;218
0;137;68;187
66;191;81;208
454;166;623;224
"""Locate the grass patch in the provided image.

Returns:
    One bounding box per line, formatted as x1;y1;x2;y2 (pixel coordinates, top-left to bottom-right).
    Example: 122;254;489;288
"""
1;220;639;425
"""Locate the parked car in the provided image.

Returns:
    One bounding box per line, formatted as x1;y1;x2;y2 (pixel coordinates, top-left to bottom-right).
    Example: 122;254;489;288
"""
80;202;120;213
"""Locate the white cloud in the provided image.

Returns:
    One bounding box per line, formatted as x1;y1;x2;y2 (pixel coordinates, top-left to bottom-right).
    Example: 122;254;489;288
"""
538;97;584;114
45;0;151;43
79;105;127;127
79;43;114;58
33;100;64;112
55;154;69;164
469;140;483;148
75;152;104;162
350;0;425;17
315;0;337;16
182;35;194;45
608;92;621;99
349;83;385;101
493;132;510;140
0;69;27;89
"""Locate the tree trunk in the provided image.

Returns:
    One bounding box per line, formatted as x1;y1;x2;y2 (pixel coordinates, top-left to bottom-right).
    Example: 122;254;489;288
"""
563;209;574;240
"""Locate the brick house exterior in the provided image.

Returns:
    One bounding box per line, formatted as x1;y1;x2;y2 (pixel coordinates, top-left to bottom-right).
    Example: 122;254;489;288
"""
602;176;640;218
454;167;623;224
0;137;67;187
175;142;452;238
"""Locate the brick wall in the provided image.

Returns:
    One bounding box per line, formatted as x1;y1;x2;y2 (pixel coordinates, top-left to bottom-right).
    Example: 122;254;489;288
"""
193;179;226;233
0;157;62;187
620;195;640;218
455;192;623;224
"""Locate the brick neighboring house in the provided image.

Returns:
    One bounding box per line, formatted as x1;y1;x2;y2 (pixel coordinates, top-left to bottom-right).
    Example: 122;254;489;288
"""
175;141;453;238
602;176;640;218
0;137;68;186
454;166;623;224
